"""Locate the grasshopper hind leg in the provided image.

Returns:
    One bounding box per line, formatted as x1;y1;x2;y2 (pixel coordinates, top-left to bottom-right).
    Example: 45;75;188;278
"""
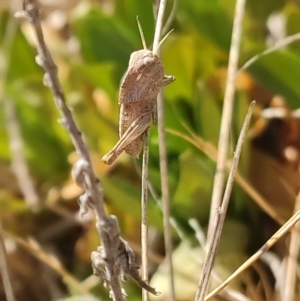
101;110;152;165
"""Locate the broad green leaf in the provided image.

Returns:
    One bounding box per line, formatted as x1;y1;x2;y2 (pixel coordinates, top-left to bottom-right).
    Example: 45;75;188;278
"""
71;62;118;98
248;50;300;109
102;176;163;229
0;13;40;82
114;0;155;48
173;150;214;222
285;2;300;53
179;0;232;52
162;35;197;101
68;92;119;154
193;86;221;142
246;0;285;26
72;8;135;79
149;100;192;163
0;107;10;159
5;82;70;184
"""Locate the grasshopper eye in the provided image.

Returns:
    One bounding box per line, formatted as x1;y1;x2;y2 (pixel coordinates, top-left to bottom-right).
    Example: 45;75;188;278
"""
142;55;153;66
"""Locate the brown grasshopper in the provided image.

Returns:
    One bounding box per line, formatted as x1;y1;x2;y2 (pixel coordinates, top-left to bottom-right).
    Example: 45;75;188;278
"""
101;22;175;165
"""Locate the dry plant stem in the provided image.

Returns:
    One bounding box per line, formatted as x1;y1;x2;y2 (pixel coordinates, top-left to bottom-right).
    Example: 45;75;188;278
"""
162;0;177;36
0;220;15;301
234;172;285;224
138;167;249;301
153;0;175;300
140;0;174;298
195;101;255;301
189;219;206;249
19;1;124;300
5;100;40;209
205;209;300;300
283;191;300;301
0;15;39;208
157;91;175;301
0;15;16;98
4;231;88;294
189;221;250;301
167;127;286;225
19;1;105;216
135;161;187;242
141;128;150;301
139;165;249;301
153;0;167;53
259;252;283;299
208;0;246;243
250;260;274;300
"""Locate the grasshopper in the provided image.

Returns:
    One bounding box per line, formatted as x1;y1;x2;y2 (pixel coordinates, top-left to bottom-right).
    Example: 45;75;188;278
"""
101;21;175;165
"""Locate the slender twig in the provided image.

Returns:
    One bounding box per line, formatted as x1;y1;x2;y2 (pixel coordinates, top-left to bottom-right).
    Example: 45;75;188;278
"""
140;0;174;299
153;1;175;301
0;220;15;301
139;165;249;301
5;100;40;209
17;1;126;300
136;16;151;300
205;209;300;300
153;0;167;54
157;92;176;301
237;32;300;75
283;191;300;301
189;219;206;249
207;0;246;243
141;128;150;301
3;230;88;294
0;14;39;209
0;14;16;98
1;21;38;301
259;252;283;299
189;219;250;301
162;0;177;36
195;101;255;301
16;1;106;217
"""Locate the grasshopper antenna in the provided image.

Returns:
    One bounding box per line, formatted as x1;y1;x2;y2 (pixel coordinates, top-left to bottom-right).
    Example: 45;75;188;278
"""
136;16;147;50
155;29;174;54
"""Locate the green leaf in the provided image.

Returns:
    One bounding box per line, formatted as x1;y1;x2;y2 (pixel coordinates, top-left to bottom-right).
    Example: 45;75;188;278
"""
0;107;10;159
6;81;70;184
71;62;118;98
114;0;155;48
0;12;41;82
102;176;163;229
162;35;197;101
248;49;300;109
72;8;136;78
179;0;233;52
193;86;221;142
173;150;214;223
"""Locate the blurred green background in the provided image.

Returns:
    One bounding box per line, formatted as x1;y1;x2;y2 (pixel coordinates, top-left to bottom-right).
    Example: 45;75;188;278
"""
1;0;300;300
